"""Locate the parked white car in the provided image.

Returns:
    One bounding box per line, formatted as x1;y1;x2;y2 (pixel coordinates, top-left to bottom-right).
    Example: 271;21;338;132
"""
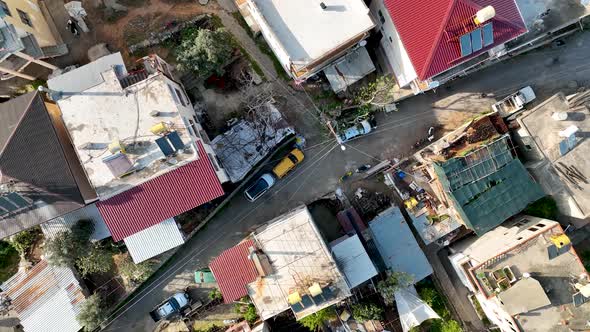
492;86;536;117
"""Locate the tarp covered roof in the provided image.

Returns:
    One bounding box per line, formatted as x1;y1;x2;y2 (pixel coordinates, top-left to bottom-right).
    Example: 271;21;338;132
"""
395;286;440;332
123;218;185;263
434;136;544;235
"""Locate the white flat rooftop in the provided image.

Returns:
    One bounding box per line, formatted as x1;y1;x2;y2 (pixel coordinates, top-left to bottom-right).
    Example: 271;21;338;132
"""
252;0;374;63
248;206;350;320
51;66;196;199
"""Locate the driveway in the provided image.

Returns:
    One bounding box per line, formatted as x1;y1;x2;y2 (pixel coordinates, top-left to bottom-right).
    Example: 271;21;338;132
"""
103;29;590;332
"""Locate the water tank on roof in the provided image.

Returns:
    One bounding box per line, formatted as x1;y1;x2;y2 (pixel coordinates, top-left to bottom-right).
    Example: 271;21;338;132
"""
474;6;495;25
150;122;168;135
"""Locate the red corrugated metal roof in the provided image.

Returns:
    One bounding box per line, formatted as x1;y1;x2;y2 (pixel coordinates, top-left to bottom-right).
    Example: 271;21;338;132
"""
337;208;366;234
384;0;527;80
97;141;224;241
209;240;259;303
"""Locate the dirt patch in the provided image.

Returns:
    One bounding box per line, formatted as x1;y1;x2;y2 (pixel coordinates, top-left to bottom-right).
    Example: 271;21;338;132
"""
191;303;241;331
84;0;221;65
123;14;157;45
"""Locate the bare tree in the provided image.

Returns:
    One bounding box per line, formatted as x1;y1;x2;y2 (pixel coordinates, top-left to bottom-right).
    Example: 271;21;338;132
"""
215;71;289;177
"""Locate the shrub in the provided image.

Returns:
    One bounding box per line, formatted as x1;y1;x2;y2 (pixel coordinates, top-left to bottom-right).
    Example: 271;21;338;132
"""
377;271;414;305
208;288;223;301
0;241;19;282
299;307;337;331
77;294;106;331
351;302;384;322
10;228;39;256
243;304;258;324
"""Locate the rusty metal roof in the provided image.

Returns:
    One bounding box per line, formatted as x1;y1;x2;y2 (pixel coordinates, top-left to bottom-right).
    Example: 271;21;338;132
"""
210;239;259;303
1;260;87;332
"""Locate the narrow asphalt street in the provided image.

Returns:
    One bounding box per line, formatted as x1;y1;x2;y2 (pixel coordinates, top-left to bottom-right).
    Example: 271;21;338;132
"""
103;29;590;332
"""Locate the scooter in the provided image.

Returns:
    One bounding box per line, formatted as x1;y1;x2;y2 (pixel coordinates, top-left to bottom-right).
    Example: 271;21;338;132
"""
339;171;353;183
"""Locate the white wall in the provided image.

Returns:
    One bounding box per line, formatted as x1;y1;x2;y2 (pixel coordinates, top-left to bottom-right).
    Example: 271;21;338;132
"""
369;0;418;87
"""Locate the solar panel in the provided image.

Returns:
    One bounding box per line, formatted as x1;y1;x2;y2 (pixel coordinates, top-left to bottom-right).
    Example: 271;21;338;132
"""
567;134;577;149
6;192;29;208
103;153;133;177
547;244;559;260
155;137;175;156
573;292;589;307
483;23;494;46
471;29;483;52
0;196;18;212
559;139;570;156
460;34;472;57
166;131;185;151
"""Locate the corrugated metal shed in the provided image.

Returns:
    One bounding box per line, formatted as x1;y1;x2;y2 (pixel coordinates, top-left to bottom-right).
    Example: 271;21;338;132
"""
324;46;375;93
369;206;432;282
209;239;259;303
40;204;111;241
47;53;128;96
123;218;185;263
330;235;378;288
0;260;86;332
97;141;224;241
383;0;527;80
434;136;544;235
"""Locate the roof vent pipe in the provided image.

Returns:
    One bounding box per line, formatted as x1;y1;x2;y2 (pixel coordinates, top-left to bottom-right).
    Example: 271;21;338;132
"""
320;2;327;10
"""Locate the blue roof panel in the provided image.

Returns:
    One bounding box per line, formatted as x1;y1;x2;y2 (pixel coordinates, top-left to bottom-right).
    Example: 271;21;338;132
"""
369;207;432;282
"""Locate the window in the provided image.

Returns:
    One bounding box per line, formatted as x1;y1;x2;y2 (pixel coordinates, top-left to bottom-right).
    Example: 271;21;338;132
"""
377;10;385;24
207;153;220;171
168;84;180;104
0;1;11;17
175;88;186;106
188;119;198;137
17;9;32;27
525;144;532;150
528;227;539;232
535;223;545;228
389;36;393;43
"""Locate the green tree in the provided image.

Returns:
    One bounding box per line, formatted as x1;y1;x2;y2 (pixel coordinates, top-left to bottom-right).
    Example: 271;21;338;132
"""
351;302;384;322
431;318;463;332
0;241;19;282
524;197;559;220
45;230;83;267
10;228;39;256
299;307;337;331
377;271;414;305
176;28;234;78
118;255;154;286
76;245;114;276
77;294;107;332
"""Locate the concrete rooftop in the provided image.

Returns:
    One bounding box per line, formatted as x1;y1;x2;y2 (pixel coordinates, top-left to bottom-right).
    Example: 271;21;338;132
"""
247;206;350;320
251;0;374;63
472;225;590;331
53;68;196;199
518;93;590;217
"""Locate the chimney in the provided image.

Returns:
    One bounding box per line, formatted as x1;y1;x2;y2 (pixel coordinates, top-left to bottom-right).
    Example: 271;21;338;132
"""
320;2;327;10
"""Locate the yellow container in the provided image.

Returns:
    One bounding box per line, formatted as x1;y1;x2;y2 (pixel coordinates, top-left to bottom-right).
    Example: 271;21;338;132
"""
550;234;570;249
108;139;125;154
150;122;168;135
